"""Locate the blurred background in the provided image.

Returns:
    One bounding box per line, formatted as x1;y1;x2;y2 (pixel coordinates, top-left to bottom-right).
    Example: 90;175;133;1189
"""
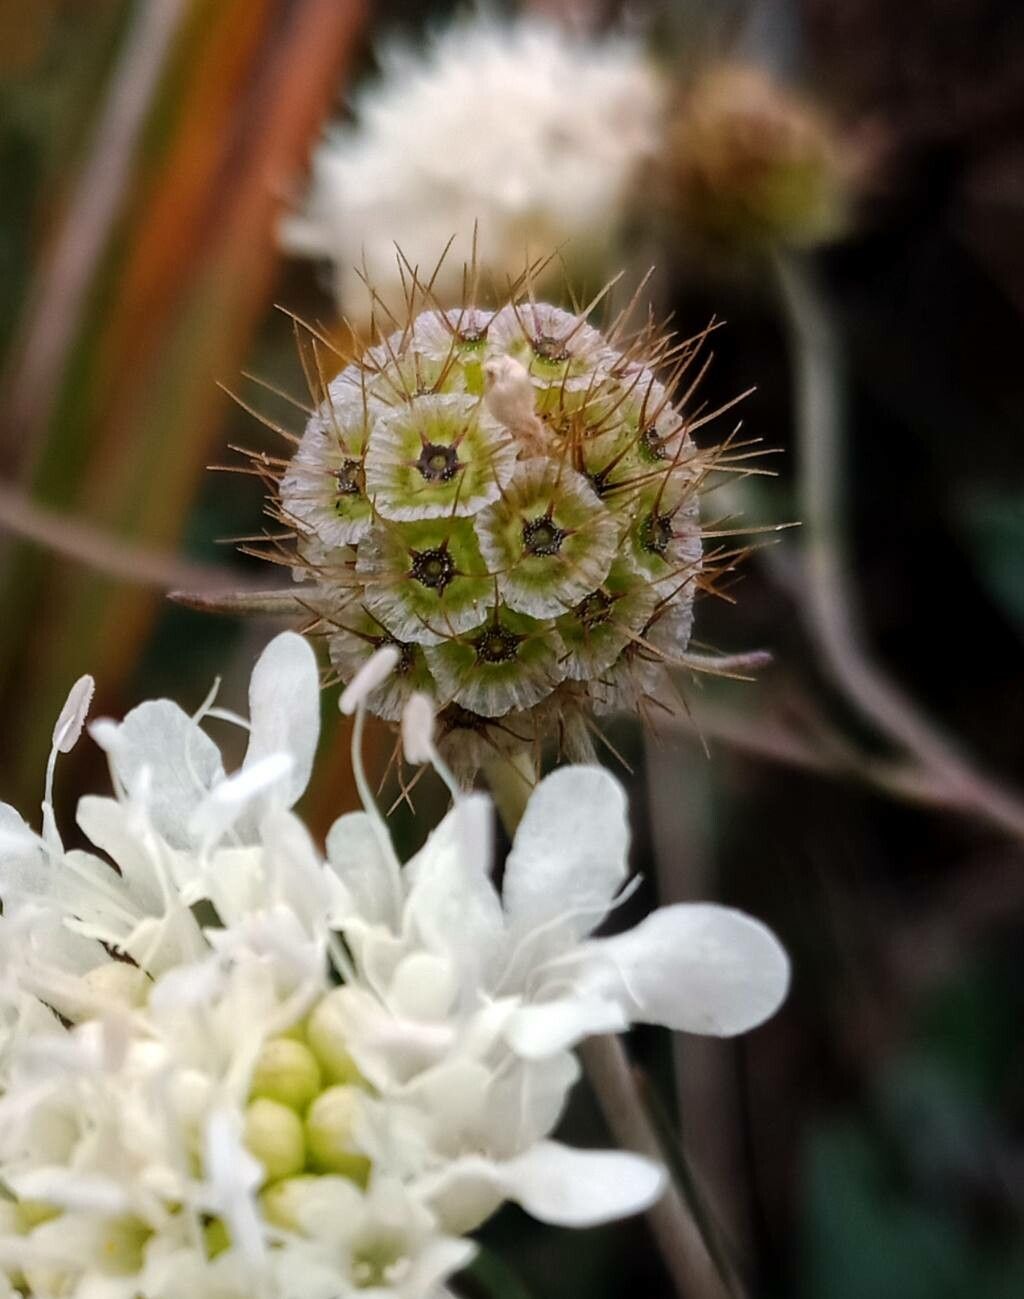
1;1;1022;1297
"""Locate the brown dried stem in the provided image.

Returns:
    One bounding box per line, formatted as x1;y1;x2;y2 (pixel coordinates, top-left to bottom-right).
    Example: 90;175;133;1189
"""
774;250;1024;844
0;481;256;596
581;1035;740;1299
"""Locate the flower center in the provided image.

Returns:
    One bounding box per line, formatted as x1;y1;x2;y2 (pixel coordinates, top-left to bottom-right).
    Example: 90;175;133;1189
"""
574;590;615;628
246;990;373;1219
521;515;566;557
415;442;461;483
532;333;571;363
640;511;673;557
638;424;668;461
335;458;364;496
474;625;523;665
410;547;455;591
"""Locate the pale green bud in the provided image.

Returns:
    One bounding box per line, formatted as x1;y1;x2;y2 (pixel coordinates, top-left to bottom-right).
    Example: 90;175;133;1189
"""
306;991;364;1085
251;1038;322;1112
244;1098;306;1182
14;1200;59;1232
305;1086;371;1185
260;1174;322;1233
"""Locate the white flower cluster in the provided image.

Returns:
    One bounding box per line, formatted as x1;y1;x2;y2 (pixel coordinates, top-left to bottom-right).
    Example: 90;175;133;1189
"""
281;19;664;319
0;634;788;1299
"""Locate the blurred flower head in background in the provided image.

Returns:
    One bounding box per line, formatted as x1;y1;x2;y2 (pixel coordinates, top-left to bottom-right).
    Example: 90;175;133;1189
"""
280;17;665;323
666;62;848;254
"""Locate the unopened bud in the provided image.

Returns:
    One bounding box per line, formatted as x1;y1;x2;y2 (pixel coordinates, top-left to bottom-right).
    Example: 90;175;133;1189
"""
260;1174;321;1233
244;1098;306;1182
306;990;364;1085
305;1086;371;1184
250;1038;322;1112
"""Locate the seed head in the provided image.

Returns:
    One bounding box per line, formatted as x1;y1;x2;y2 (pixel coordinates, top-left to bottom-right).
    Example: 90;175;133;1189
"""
251;259;756;781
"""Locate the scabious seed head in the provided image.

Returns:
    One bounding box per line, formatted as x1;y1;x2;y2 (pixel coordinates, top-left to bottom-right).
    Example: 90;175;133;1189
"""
260;266;749;781
667;62;848;253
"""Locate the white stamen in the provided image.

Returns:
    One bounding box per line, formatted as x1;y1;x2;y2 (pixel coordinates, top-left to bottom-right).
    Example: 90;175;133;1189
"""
339;645;401;715
401;691;436;764
52;674;95;755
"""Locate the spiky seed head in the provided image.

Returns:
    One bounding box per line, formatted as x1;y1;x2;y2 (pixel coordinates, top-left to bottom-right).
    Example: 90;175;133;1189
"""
255;258;756;781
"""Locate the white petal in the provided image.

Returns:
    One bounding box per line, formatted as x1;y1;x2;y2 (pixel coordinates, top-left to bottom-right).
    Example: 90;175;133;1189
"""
486;1052;580;1156
501;1141;665;1226
504;996;628;1058
326;811;400;924
244;632;320;807
419;1142;664;1231
404;795;504;988
503;765;629;942
7;1168;129;1215
101;701;224;847
389;951;457;1021
583;903;790;1037
189;753;293;845
402;1238;478;1299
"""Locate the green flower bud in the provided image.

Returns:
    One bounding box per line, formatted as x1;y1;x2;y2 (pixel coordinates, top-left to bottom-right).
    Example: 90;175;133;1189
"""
244;1098;306;1182
250;1038;322;1112
260;1174;322;1233
305;1086;371;1185
305;989;365;1086
14;1200;59;1232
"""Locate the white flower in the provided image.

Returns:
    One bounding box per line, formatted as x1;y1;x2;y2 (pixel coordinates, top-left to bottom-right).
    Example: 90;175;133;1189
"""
281;18;665;320
0;638;789;1297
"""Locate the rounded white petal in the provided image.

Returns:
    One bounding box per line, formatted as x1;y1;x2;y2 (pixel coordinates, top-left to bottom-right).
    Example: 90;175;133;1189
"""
101;701;225;848
504;996;628;1059
244;632;320;804
585;903;790;1036
503;765;629;942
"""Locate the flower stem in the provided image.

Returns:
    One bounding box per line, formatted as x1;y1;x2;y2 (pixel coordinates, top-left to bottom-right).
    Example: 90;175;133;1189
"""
480;747;538;837
581;1035;741;1299
774;250;1024;844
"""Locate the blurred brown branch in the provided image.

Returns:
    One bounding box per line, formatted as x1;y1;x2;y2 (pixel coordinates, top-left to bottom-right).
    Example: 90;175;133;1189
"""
2;0;191;476
0;480;263;595
582;1035;741;1299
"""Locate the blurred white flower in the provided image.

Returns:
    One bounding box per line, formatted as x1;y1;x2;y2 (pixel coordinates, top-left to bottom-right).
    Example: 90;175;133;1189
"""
0;637;788;1297
281;18;665;320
